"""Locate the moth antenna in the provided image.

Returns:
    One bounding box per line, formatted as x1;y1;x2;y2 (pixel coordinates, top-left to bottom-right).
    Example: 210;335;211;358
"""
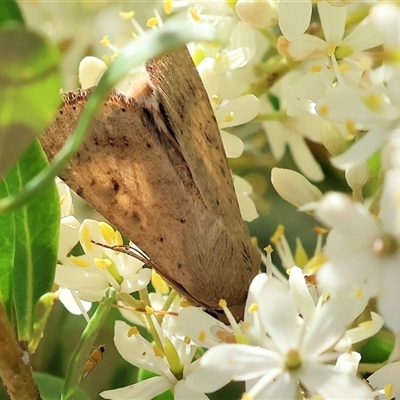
89;238;158;270
113;304;179;317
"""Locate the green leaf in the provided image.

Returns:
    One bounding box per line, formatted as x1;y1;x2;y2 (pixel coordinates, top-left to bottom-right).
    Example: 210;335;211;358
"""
34;373;90;400
4;140;60;342
0;179;15;316
0;24;61;179
0;0;24;25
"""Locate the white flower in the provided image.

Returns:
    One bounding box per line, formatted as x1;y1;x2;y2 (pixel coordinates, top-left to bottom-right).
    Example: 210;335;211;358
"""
260;93;325;181
185;274;372;399
315;169;400;331
55;219;151;302
236;0;278;29
100;320;207;400
367;361;400;400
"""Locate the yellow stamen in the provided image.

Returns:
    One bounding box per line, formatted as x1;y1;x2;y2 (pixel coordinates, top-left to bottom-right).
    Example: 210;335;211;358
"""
198;330;206;342
145;306;154;314
248;303;258;313
218;299;227;308
151;270;170;294
362;93;383;112
100;35;110;47
70;255;90;268
147;17;158;27
190;8;201;22
164;0;173;15
270;224;285;245
114;230;123;246
180;300;192;307
81;223;93;252
354;288;363;299
313;226;328;235
345;119;357;134
339;63;350;74
99;222;115;244
295;238;308;268
94;257;112;269
212;95;222;105
385;384;393;399
310;65;322;73
59;194;67;207
305;252;328;275
327;44;336;57
318;104;329;117
153;345;165;358
264;244;273;254
128;326;139;336
224;111;235;123
184;336;191;345
119;11;135;20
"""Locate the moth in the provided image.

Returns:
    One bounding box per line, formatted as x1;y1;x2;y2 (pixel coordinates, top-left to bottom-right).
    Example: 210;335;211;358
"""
83;344;105;378
40;47;260;321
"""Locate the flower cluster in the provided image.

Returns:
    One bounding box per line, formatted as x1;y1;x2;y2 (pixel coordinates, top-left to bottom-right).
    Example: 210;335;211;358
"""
39;1;400;399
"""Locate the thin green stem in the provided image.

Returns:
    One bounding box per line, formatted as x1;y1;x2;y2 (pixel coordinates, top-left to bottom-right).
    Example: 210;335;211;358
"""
61;288;116;400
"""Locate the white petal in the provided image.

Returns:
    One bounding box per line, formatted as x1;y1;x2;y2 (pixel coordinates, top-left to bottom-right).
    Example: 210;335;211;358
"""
367;362;400;399
286;133;324;182
174;379;208;400
257;278;299;352
271;168;323;208
318;2;346;44
79;56;107;89
302;294;362;358
315;192;380;239
289;266;315;324
376;264;400;332
380;168;400;235
58;287;92;315
113;320;165;375
216;95;260;129
58;216;80;261
120;268;151;293
233;175;259;222
251;372;297;400
284;34;328;61
185;364;232;393
331;126;389;169
279;0;312;41
178;306;231;348
100;376;171;400
300;364;373;399
344;312;384;345
370;3;400;49
220;130;244;158
341;17;384;52
236;0;278;29
200;344;281;380
263;121;288;160
335;351;361;376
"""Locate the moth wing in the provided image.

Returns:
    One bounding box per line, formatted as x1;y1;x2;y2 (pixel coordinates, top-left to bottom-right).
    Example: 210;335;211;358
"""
39;88;200;303
146;47;245;233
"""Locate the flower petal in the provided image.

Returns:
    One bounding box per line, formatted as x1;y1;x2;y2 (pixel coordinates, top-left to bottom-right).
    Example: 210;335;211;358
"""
100;376;171;400
279;0;312;41
300;364;372;399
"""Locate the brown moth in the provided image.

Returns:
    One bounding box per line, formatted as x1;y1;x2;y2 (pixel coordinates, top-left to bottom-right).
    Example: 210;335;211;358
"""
40;47;260;321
